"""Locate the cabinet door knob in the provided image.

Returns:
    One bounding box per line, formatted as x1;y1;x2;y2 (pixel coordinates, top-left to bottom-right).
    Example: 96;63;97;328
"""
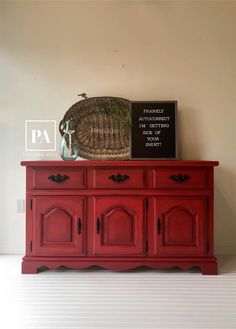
109;174;130;183
169;174;190;183
96;218;101;234
157;218;161;235
77;218;82;235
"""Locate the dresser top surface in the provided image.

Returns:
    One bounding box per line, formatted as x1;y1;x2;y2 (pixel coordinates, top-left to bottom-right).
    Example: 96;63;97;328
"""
21;160;219;167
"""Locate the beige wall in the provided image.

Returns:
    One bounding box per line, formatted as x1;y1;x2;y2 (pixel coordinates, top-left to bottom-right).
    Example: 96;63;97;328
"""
0;0;235;254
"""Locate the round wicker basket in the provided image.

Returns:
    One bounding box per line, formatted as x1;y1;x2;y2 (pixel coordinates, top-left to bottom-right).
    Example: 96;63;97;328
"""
59;97;131;160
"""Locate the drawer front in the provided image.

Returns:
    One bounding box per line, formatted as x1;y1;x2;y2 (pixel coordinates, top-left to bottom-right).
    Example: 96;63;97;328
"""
149;167;210;189
31;167;86;189
87;168;146;189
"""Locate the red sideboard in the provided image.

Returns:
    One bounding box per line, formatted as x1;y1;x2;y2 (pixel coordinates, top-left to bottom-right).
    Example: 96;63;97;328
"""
21;160;219;275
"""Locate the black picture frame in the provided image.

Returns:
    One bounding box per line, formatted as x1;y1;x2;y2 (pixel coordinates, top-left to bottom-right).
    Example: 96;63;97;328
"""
130;101;177;159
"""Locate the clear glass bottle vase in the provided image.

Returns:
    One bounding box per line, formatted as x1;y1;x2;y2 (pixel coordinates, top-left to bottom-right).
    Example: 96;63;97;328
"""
60;119;79;161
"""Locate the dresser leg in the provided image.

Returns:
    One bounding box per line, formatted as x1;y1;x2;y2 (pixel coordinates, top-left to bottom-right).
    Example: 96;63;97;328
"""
22;261;38;274
201;262;218;275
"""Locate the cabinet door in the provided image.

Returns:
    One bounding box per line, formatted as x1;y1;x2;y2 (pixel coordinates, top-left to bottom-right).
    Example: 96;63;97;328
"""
32;196;85;256
151;197;207;256
87;196;146;256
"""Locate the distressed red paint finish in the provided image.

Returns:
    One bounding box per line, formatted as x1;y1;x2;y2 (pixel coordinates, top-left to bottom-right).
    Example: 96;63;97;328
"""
21;160;219;275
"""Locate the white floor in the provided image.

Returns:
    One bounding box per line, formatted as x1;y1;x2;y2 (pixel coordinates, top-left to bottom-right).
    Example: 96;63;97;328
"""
0;256;235;329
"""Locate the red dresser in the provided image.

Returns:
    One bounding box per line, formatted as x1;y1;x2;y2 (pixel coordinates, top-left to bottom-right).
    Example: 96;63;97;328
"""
21;160;219;275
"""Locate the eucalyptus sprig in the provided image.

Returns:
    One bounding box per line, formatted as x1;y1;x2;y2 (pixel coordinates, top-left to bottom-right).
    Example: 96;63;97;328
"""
94;98;131;132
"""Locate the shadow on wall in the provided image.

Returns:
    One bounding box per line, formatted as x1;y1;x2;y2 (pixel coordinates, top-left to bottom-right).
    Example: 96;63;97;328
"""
178;107;204;160
177;108;182;159
214;167;236;255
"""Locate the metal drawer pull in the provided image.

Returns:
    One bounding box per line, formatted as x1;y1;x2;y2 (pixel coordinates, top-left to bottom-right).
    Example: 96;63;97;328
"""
157;218;161;235
109;173;130;183
96;218;101;234
169;174;190;183
48;174;69;183
77;218;82;235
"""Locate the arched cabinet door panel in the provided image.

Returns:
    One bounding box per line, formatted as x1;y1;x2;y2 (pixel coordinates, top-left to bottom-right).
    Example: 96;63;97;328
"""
152;197;207;256
32;196;85;256
87;196;146;256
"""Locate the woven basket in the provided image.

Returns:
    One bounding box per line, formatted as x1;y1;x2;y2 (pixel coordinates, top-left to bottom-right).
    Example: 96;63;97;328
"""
59;97;131;160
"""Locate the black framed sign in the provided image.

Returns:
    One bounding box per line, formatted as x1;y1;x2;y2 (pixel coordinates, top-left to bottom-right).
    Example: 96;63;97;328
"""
130;101;177;159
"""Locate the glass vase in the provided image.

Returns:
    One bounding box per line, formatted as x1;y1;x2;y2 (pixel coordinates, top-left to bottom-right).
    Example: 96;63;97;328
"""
60;119;79;161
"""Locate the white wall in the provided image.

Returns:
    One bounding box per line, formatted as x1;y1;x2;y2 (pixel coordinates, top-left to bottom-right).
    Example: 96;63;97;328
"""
0;1;235;254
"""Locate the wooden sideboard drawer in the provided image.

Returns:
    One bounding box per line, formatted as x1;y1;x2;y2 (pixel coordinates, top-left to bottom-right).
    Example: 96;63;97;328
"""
31;167;86;189
87;167;146;189
149;167;210;189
